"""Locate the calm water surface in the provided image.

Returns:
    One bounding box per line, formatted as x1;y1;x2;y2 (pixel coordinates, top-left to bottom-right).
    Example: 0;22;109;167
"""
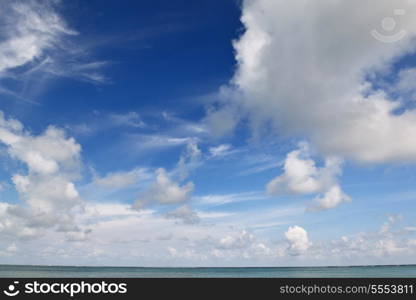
0;265;415;278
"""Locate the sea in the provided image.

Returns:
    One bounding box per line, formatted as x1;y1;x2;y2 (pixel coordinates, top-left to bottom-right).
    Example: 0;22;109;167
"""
0;265;415;278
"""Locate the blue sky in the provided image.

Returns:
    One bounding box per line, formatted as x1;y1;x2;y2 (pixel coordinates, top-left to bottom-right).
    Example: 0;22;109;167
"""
0;0;416;267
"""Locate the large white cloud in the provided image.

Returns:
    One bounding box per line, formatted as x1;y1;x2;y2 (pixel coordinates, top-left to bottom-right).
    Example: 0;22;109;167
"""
217;0;416;163
0;112;84;236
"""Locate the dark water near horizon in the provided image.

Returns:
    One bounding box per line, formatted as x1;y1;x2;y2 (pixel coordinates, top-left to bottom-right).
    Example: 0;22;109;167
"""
0;265;415;278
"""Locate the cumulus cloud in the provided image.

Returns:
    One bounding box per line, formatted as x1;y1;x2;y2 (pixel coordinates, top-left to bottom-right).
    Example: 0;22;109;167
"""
285;225;311;255
310;185;351;212
267;143;350;210
0;111;84;236
211;0;416;163
2;126;80;175
134;168;194;209
329;215;413;260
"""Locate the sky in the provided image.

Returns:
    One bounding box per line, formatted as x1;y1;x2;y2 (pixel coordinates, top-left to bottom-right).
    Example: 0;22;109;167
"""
0;0;416;267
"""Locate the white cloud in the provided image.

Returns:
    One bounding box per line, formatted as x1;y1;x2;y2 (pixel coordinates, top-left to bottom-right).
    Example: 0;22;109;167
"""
214;0;416;163
379;214;403;235
134;168;194;209
329;215;414;260
6;243;18;253
65;111;148;138
196;191;267;206
0;200;414;266
3;125;81;175
204;103;239;138
197;211;235;219
395;68;416;100
175;141;202;180
132;141;200;209
407;239;416;247
0;0;107;101
285;225;310;255
218;230;255;250
167;247;178;257
130;134;197;151
374;239;405;256
82;203;154;220
310;185;351;211
65;229;91;242
166;205;200;225
109;112;146;128
209;144;232;157
0;0;76;74
267;143;350;210
0;111;84;236
93;167;151;190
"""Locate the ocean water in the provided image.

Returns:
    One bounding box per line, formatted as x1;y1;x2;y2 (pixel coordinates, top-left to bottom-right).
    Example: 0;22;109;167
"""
0;265;415;278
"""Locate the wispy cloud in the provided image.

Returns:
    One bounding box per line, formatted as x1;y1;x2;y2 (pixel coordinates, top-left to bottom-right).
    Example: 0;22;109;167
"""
92;167;152;190
195;191;268;207
0;0;108;103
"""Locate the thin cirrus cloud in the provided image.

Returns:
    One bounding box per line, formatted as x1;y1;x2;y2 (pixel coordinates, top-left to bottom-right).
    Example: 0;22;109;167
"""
0;0;108;102
65;111;148;138
93;167;152;190
0;0;76;73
